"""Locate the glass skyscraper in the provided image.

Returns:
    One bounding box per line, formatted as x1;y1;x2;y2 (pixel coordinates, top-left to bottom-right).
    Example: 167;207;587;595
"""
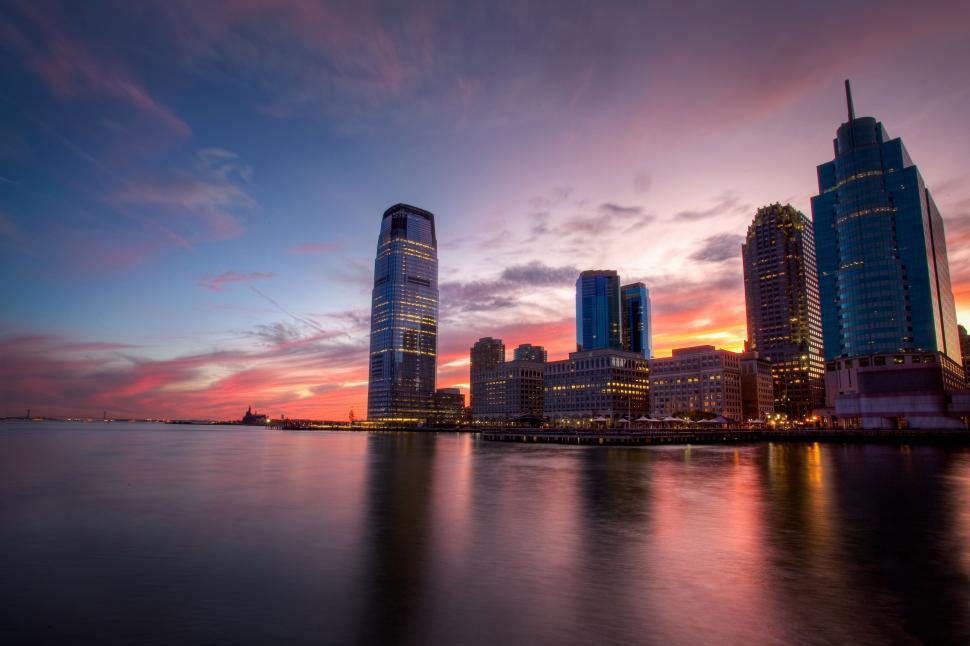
742;203;824;418
367;204;439;421
576;270;621;351
810;82;961;370
621;282;652;359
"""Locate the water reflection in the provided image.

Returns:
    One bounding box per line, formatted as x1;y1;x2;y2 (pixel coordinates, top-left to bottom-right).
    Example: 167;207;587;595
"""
2;424;969;645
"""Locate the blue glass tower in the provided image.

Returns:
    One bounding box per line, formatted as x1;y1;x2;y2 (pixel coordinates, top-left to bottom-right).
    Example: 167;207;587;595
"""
811;82;961;366
576;270;621;351
621;282;652;358
367;204;438;421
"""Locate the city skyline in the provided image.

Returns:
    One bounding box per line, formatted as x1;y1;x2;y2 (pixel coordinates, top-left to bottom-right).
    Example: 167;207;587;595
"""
3;1;970;420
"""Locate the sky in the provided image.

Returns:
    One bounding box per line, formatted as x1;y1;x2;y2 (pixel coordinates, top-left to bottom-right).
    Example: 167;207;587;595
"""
2;0;970;420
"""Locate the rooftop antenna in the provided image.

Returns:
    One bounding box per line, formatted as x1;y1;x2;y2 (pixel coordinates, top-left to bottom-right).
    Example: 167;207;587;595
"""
845;79;855;121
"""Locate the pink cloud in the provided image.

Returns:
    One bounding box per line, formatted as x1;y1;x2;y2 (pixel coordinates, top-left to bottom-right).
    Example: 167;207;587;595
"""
288;242;341;254
199;271;277;292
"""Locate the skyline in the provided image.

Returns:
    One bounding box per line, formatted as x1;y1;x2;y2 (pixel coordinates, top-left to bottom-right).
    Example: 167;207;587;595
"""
3;1;970;419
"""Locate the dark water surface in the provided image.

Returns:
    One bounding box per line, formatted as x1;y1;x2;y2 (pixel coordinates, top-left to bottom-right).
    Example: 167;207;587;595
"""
2;423;969;645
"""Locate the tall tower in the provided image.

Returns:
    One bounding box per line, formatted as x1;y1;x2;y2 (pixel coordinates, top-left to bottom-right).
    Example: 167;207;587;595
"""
367;204;439;422
576;270;621;351
811;82;961;375
621;282;652;359
742;203;825;418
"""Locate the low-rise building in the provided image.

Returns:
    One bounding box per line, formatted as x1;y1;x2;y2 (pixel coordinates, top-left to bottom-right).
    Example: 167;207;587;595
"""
544;348;649;424
430;388;467;426
472;360;545;422
649;345;743;421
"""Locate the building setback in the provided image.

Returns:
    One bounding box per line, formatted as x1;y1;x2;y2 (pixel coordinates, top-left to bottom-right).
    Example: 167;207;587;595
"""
742;203;825;419
367;204;439;422
576;270;622;351
544;348;649;423
649;346;743;421
621;282;653;359
810;82;965;428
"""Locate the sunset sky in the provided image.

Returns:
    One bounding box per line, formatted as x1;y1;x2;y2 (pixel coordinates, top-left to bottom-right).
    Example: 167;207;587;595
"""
3;0;970;420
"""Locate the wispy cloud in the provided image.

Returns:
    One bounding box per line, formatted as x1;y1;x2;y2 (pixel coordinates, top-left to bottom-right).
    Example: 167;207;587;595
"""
199;271;276;292
288;242;341;254
690;234;744;263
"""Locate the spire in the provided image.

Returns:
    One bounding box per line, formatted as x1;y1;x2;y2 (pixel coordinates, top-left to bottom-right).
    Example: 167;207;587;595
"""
844;79;855;121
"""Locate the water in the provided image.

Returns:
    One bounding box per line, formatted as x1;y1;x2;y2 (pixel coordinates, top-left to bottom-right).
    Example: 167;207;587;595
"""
2;422;969;645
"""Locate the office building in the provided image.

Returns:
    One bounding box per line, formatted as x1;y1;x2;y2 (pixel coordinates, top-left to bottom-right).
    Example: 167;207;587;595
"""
742;203;825;419
471;357;545;423
621;282;653;358
367;204;439;422
544;348;649;423
960;324;970;382
649;346;743;421
811;82;965;428
429;388;468;426
470;337;506;407
740;350;775;422
513;343;547;363
576;270;622;351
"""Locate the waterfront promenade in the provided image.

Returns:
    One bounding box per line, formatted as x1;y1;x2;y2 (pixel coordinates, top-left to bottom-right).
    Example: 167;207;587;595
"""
480;427;970;446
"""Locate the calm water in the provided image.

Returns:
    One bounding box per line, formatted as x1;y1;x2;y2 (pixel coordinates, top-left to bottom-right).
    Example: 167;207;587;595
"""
2;423;969;645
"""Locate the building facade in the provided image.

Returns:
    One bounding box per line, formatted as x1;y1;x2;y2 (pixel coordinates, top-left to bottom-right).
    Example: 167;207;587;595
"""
576;270;622;351
429;388;468;426
809;83;965;427
367;204;439;422
740;350;775;422
621;282;653;358
470;337;506;407
471;360;545;423
513;343;547;363
649;346;743;421
960;324;970;382
742;203;825;419
544;348;649;423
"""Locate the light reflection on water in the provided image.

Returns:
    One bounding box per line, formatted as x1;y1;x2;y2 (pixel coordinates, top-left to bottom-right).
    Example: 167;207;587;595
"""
1;423;969;645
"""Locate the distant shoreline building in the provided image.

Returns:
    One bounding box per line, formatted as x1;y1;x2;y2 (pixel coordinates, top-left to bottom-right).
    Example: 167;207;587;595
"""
810;82;965;428
576;270;622;351
621;282;652;359
545;348;649;424
366;204;439;422
742;203;825;419
470;341;545;423
649;346;743;421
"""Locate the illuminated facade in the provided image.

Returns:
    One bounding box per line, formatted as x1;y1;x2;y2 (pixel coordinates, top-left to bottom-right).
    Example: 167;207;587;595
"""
742;203;824;418
621;282;652;358
544;348;649;423
649;346;743;421
470;337;506;408
740;350;774;421
471;359;545;422
960;324;969;382
429;388;467;426
513;343;547;363
367;204;439;422
811;82;962;372
576;270;622;351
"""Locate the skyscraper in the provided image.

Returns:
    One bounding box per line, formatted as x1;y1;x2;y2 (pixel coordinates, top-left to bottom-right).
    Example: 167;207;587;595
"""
811;82;961;372
742;203;824;418
621;282;652;359
811;82;965;428
367;204;439;422
576;270;621;351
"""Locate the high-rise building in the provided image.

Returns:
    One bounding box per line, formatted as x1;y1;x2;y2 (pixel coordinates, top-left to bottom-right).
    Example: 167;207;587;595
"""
649;346;743;421
742;203;825;419
740;350;775;422
367;204;439;422
544;348;649;424
513;343;547;363
621;282;653;359
470;337;505;407
810;82;965;428
576;270;621;351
